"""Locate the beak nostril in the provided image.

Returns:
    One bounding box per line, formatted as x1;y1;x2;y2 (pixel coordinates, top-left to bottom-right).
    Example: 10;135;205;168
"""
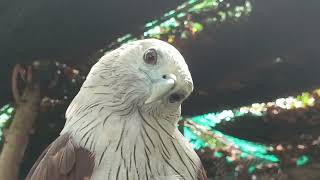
162;74;177;81
162;75;167;79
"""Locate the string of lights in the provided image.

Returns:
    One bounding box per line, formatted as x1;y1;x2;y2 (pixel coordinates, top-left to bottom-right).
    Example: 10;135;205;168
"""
102;0;252;52
0;104;14;143
182;88;320;177
1;86;319;166
187;89;320;129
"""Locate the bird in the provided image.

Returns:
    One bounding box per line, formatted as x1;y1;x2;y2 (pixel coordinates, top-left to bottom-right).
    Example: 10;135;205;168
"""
26;39;208;180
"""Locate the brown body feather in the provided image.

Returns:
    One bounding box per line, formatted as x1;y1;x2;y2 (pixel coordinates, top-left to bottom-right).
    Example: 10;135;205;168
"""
26;134;95;180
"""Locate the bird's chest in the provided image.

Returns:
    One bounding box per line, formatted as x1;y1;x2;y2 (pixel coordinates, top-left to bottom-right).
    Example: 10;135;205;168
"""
91;156;190;180
90;140;198;180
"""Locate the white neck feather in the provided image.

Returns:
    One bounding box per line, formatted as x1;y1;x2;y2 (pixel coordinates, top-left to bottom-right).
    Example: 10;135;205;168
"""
61;101;202;180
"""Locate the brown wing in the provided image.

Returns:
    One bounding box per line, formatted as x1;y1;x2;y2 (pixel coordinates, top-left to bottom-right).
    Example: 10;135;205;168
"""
25;134;95;180
197;165;208;180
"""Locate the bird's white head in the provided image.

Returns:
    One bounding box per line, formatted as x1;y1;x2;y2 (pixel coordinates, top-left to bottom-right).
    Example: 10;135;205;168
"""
64;39;193;133
135;39;193;106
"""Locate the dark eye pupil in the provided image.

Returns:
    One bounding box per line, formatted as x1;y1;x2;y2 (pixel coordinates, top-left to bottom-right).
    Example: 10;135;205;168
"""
144;49;157;65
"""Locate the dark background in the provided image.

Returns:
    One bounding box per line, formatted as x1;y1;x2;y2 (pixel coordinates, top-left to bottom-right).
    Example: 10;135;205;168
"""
1;0;320;115
1;0;320;179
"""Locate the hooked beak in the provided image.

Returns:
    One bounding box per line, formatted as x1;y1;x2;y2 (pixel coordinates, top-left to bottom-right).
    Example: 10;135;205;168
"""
145;74;176;104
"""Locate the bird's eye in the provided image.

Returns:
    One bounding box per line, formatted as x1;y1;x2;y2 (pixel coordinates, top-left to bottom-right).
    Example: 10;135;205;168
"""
143;48;157;65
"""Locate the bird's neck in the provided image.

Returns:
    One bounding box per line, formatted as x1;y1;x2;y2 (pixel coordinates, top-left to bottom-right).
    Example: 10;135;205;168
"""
62;105;202;180
62;103;180;153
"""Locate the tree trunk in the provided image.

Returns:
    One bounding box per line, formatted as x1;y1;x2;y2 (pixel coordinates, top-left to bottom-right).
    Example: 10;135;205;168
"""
0;83;40;180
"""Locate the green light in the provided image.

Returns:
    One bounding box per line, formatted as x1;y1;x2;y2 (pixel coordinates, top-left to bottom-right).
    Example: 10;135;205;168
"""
0;114;10;123
189;0;219;13
218;11;227;22
226;156;233;163
144;26;161;37
145;20;158;28
245;1;252;12
183;127;205;150
164;10;176;17
0;104;14;144
248;166;256;173
296;155;309;167
116;34;132;43
161;18;178;28
240;152;249;158
177;12;187;18
190;114;217;128
235;12;242;18
214;151;223;158
235;6;245;12
213;130;279;162
192;22;203;32
188;0;198;5
177;4;187;10
0;104;10;112
184;114;280;162
184;118;280;162
7;107;14;114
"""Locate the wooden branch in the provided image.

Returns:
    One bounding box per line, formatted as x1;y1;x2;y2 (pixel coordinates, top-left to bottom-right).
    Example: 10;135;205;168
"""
0;66;41;180
11;64;25;104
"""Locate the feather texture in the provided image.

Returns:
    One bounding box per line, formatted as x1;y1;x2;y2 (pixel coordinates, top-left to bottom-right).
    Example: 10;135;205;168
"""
26;134;94;180
27;39;207;180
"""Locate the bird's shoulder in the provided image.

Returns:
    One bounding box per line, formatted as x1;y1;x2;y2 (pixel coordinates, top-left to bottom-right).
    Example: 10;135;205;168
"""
25;134;95;180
